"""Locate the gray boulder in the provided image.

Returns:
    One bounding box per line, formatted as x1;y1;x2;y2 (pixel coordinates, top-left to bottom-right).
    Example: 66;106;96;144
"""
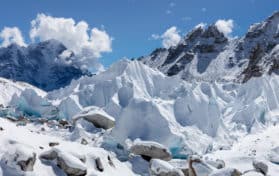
252;160;268;175
73;106;115;130
40;148;87;176
209;168;242;176
130;140;172;161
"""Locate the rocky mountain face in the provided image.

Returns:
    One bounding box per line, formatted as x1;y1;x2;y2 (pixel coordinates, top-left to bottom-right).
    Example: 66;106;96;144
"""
141;11;279;83
0;39;89;91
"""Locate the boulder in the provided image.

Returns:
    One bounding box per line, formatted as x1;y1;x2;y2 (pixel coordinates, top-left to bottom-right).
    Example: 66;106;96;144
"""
40;148;87;176
130;140;172;161
73;106;115;130
188;155;214;176
268;147;279;165
1;140;36;172
150;159;184;176
95;157;104;172
49;142;60;147
252;160;268;175
209;168;241;176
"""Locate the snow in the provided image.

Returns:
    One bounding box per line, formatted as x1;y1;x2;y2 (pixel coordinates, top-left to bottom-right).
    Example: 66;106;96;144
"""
150;159;184;176
0;118;136;176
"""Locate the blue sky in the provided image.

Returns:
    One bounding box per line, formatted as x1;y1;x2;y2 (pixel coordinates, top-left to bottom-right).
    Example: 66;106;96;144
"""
1;0;279;67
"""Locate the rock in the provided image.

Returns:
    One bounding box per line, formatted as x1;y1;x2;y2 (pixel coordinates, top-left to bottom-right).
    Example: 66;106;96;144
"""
0;127;3;131
17;153;36;172
40;149;87;176
130;140;172;161
81;138;88;145
73;106;115;130
108;155;115;167
206;159;225;169
188;155;214;176
59;119;69;126
49;142;60;147
252;160;268;175
268;147;279;165
149;159;184;176
95;157;104;172
209;168;242;176
1;141;36;172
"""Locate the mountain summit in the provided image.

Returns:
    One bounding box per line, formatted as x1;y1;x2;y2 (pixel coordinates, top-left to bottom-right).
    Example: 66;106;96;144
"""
0;39;89;91
141;11;279;83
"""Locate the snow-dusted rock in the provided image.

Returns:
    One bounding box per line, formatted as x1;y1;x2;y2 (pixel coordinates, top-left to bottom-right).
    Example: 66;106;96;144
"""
252;160;268;175
268;146;279;164
130;140;172;161
40;148;87;176
150;159;184;176
206;159;225;169
188;155;214;176
0;140;36;172
209;168;241;176
73;106;115;130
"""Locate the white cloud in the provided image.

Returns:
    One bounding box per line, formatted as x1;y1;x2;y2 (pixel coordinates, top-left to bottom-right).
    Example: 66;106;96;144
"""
0;27;26;47
162;27;181;48
29;13;112;71
215;19;234;36
30;14;112;58
152;26;181;48
166;10;172;14
169;2;176;7
201;8;207;12
151;34;160;40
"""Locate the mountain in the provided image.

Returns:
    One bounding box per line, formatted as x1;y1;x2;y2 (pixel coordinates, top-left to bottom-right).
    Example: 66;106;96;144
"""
0;39;89;91
1;11;279;176
141;11;279;83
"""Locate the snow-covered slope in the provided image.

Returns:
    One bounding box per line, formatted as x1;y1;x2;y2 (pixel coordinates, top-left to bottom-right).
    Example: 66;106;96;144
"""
0;118;136;176
0;40;89;91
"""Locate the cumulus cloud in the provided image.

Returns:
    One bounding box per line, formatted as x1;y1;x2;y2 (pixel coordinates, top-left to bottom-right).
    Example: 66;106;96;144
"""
151;26;181;48
30;14;112;57
161;26;181;48
215;19;234;36
29;13;112;71
0;27;26;47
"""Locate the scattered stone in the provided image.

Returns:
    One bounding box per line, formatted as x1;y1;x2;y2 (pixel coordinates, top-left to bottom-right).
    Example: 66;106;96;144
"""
49;142;60;147
253;160;268;175
39;146;44;150
41;127;45;131
0;127;3;131
130;140;172;161
95;157;104;172
81;138;88;145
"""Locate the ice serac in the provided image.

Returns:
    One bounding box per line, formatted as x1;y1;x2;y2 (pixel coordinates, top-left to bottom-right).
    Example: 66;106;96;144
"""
48;59;225;156
0;39;89;91
141;11;279;83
